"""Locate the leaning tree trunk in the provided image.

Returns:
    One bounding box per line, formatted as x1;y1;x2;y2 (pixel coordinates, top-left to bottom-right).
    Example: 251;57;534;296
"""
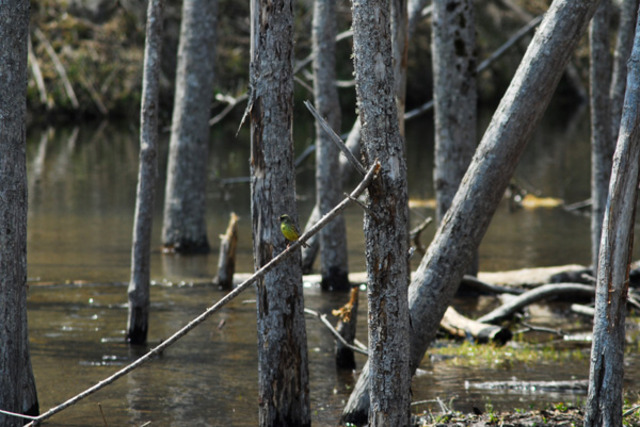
585;8;640;426
249;0;310;426
313;0;350;291
589;0;613;274
127;0;163;345
161;0;217;254
342;1;602;423
432;0;478;276
0;1;40;424
352;0;412;425
609;0;639;143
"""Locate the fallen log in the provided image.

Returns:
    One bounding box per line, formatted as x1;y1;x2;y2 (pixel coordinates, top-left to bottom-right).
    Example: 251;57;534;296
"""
477;283;595;324
440;306;512;344
465;379;588;393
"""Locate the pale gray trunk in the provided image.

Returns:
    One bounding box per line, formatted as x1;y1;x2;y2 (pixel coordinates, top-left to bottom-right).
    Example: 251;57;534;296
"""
342;1;601;423
432;0;477;276
352;0;411;425
249;0;310;426
127;0;163;345
589;0;613;273
162;0;217;254
0;1;40;423
313;0;350;291
609;0;639;142
391;0;408;135
432;0;477;225
585;8;640;426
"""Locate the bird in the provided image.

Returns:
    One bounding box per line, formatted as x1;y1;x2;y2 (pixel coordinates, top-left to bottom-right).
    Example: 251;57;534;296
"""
279;214;309;248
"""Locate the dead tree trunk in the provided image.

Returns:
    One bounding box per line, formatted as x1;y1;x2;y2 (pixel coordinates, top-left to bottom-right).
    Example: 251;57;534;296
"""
0;1;40;423
213;212;239;290
391;0;409;135
313;0;350;291
342;1;602;423
161;0;217;254
432;0;478;275
249;0;310;425
127;0;163;346
589;0;613;273
585;9;640;426
609;0;639;142
352;0;412;424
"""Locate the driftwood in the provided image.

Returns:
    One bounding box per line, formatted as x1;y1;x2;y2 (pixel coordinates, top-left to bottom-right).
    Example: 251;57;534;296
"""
440;306;512;344
477;283;595;324
466;379;588;392
477;264;587;287
212;212;239;290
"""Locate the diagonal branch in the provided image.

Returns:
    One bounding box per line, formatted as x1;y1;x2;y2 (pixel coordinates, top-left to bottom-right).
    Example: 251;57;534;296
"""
304;100;367;176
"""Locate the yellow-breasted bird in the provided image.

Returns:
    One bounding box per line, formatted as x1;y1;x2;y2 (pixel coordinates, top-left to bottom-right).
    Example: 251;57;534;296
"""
279;214;309;248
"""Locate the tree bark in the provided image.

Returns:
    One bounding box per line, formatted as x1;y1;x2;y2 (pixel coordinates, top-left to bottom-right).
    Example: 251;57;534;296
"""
585;8;640;425
391;0;409;135
161;0;217;254
213;212;239;290
432;0;478;276
352;0;412;425
313;0;350;291
589;0;613;273
609;0;639;143
432;0;477;225
249;0;310;425
127;0;163;346
0;1;40;424
342;1;601;423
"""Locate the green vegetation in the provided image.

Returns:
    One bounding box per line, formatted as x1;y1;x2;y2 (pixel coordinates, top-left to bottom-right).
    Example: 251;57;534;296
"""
430;340;585;368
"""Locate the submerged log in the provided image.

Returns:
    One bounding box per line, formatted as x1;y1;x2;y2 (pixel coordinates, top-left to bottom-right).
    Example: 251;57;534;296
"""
466;379;588;392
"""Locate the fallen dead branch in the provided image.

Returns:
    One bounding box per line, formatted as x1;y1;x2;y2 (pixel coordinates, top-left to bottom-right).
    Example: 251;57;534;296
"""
477;283;595;324
440;306;512;344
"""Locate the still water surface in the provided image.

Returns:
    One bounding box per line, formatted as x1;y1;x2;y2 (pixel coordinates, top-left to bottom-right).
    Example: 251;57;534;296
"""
25;108;640;425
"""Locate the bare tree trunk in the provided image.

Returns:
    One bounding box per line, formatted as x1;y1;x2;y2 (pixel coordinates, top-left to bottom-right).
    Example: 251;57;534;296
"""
432;0;476;225
162;0;217;254
0;1;40;423
585;8;640;425
589;0;613;273
432;0;477;276
352;0;411;425
609;0;639;142
391;0;409;135
342;1;601;423
127;0;163;345
249;0;310;425
313;0;350;291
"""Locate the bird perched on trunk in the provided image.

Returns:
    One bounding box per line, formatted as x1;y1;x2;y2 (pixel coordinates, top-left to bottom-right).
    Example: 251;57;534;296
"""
279;214;309;248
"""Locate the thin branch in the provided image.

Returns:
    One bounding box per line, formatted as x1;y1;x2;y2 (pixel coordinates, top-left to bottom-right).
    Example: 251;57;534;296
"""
209;92;249;126
22;161;380;427
33;27;79;109
27;34;50;108
304;308;368;356
304;100;367;176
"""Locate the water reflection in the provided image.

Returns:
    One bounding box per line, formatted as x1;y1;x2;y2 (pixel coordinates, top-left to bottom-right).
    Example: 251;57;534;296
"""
24;107;640;425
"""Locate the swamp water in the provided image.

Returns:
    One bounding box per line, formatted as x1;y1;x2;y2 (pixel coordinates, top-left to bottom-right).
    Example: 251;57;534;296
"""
25;108;640;426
